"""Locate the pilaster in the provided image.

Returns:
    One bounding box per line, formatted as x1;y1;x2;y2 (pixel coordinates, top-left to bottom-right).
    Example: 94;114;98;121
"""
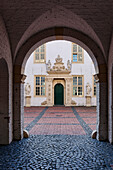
94;73;108;141
46;78;53;106
13;73;26;140
65;78;73;106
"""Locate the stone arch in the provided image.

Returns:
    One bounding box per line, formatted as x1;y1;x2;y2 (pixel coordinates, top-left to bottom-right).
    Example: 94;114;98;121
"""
14;27;105;73
53;80;65;88
15;6;105;59
13;27;108;141
21;37;99;75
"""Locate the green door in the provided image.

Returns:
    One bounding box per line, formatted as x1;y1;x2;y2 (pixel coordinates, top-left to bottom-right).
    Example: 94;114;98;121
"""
54;84;64;105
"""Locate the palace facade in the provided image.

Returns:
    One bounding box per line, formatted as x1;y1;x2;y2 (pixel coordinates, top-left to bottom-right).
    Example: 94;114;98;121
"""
24;40;96;107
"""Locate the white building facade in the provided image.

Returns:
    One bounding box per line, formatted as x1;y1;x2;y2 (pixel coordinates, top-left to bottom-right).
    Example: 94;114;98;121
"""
24;40;96;107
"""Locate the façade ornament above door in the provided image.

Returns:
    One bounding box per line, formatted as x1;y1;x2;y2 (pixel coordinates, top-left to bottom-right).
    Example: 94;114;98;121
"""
46;55;72;74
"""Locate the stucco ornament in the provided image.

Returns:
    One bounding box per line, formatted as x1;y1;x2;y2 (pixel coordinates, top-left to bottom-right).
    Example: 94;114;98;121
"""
86;83;92;95
46;60;51;71
55;54;62;63
25;83;31;95
67;60;72;71
47;55;71;74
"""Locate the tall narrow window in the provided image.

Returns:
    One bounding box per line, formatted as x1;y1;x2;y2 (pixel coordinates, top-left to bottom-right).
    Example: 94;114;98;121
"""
73;76;84;96
72;43;84;63
93;76;96;96
34;44;46;63
35;76;45;96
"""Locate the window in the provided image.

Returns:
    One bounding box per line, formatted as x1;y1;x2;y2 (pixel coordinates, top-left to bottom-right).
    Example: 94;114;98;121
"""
73;76;84;96
35;76;45;96
93;76;96;96
34;44;46;63
72;43;84;63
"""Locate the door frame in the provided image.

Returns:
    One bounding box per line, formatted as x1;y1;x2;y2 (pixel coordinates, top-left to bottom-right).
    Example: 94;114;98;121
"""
53;79;65;106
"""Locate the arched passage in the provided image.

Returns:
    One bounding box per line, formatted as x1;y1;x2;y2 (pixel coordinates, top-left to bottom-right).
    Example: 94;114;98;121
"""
13;27;108;142
0;58;10;144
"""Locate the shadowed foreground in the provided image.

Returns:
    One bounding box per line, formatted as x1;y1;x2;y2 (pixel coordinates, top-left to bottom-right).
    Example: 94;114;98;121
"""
0;107;113;169
0;135;113;169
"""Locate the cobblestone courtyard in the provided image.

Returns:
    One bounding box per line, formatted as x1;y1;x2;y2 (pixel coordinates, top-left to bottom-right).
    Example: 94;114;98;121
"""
0;107;113;169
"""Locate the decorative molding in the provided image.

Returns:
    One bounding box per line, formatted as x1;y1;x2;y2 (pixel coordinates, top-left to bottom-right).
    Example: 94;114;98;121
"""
47;55;71;74
85;96;91;107
14;74;27;84
25;83;31;96
25;96;31;107
86;82;92;96
94;74;99;83
71;100;76;105
41;100;47;105
46;60;51;71
65;78;73;82
21;74;27;84
46;77;53;82
55;54;63;63
67;60;72;71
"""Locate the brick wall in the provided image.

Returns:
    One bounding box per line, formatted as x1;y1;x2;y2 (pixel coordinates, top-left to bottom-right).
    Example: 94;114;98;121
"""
0;16;13;144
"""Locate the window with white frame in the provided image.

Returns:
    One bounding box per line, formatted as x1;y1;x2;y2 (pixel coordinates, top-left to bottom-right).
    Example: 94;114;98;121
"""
34;44;46;63
73;76;83;96
35;76;45;96
72;43;84;63
93;76;96;96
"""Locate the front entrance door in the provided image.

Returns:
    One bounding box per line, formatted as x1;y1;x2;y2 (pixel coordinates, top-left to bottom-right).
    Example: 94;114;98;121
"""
54;84;64;105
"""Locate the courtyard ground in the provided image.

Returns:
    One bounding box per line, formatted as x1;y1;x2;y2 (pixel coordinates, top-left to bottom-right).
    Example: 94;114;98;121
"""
0;106;113;169
24;106;96;135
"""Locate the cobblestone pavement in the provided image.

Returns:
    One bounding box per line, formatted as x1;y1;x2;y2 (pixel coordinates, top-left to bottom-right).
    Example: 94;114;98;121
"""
0;107;113;169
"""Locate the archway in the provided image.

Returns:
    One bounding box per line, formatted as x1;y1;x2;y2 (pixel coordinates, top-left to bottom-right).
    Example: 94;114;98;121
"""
13;27;107;141
0;58;9;144
54;84;64;105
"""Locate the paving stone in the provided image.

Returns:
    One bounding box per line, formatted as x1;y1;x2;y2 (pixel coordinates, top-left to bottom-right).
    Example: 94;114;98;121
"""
0;135;113;169
0;107;113;169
